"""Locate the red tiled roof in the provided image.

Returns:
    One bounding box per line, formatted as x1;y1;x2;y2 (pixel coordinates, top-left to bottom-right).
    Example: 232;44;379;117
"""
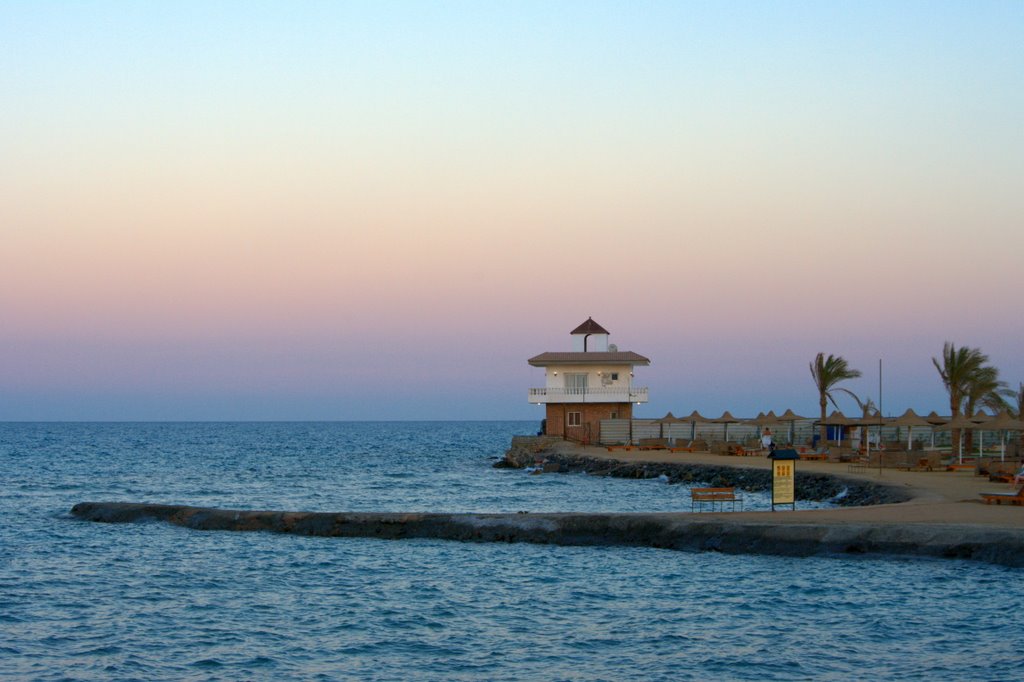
528;351;650;366
570;317;609;335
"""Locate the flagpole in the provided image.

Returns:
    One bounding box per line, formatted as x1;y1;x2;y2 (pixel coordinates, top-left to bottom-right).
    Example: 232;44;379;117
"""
878;358;883;476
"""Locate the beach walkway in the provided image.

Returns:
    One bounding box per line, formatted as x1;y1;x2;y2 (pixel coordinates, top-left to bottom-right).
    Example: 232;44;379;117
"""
567;442;1024;529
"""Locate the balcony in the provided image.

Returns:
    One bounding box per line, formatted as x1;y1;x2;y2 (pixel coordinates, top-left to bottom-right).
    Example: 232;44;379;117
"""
528;387;649;404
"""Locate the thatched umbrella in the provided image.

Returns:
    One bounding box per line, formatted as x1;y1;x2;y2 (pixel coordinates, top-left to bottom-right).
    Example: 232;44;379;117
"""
776;408;808;445
890;408;932;451
713;410;741;442
743;411;766;427
815;409;853;447
747;410;782;427
682;410;710;441
748;410;782;445
852;411;889;456
653;411;687;440
924;411;946;449
969;411;995;457
983;411;1024;461
935;413;977;462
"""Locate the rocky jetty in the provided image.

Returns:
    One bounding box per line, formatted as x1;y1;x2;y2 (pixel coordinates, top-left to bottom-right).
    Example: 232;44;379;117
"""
70;502;1024;567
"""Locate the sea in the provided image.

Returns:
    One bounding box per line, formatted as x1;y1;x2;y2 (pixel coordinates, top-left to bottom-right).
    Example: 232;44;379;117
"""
1;421;1022;681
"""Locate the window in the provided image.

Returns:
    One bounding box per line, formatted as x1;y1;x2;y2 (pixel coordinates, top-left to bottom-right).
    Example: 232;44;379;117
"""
565;373;588;395
567;412;582;427
610;372;619;381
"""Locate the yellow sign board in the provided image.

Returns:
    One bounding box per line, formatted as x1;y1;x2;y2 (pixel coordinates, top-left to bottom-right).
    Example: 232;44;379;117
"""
772;460;795;506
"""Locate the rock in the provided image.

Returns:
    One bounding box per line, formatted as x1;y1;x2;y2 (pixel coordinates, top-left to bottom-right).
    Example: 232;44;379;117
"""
495;446;911;506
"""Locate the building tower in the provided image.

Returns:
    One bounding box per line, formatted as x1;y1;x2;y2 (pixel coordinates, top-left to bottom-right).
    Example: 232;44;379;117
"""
527;317;650;443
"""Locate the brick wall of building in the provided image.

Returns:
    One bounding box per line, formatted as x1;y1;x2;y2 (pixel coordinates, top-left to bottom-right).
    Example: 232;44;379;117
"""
544;403;633;444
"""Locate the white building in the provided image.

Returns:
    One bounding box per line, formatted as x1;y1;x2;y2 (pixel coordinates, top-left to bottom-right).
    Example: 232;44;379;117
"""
528;317;650;443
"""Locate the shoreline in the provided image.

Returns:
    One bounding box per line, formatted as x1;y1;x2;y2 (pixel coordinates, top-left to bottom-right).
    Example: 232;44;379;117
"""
69;438;1024;567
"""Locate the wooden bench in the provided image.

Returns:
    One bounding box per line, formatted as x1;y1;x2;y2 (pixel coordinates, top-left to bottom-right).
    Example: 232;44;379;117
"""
979;485;1024;506
638;438;668;450
691;487;742;512
946;464;975;472
605;444;633;452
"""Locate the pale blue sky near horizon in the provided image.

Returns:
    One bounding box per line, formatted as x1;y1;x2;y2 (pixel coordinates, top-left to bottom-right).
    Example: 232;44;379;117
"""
1;1;1022;421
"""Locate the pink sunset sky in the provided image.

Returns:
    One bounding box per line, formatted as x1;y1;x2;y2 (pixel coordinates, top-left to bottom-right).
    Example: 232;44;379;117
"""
2;2;1022;421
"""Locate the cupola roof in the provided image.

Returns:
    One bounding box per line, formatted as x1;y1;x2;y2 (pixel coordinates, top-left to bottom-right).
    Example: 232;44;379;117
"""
570;317;609;335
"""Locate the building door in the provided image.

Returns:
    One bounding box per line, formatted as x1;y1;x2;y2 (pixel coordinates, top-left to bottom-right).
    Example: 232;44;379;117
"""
565;373;588;398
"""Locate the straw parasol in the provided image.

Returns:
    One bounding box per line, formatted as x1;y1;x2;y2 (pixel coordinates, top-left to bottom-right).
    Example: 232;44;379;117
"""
653;411;687;439
681;410;710;440
748;410;782;427
982;411;1024;461
890;408;932;451
923;411;946;448
970;411;994;457
757;410;783;442
743;411;766;427
851;411;888;456
817;410;853;447
776;408;808;444
713;410;741;442
984;410;1024;431
935;413;977;461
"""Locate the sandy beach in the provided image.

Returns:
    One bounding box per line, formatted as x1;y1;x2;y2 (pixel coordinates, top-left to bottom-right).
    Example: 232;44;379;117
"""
563;441;1024;529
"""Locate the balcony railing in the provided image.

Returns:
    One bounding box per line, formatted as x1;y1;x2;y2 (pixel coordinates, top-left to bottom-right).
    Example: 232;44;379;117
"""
528;387;649;404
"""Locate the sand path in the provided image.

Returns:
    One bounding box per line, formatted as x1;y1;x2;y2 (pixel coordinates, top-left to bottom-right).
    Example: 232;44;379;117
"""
563;443;1024;529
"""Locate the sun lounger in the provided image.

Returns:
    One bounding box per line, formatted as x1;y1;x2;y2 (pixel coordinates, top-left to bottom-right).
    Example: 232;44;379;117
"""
979;485;1024;506
912;457;934;472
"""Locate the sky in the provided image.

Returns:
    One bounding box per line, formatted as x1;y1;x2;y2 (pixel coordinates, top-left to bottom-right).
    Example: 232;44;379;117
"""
2;1;1022;421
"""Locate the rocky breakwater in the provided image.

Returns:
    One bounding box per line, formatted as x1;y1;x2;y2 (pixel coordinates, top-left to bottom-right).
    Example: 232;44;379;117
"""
496;437;910;507
70;501;1024;567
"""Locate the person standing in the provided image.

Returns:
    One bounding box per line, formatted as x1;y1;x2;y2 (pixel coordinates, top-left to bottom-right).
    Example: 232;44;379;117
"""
761;428;774;453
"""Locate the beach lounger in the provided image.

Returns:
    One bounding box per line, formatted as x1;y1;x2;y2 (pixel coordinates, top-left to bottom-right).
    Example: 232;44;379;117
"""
946;464;974;472
979;485;1024;506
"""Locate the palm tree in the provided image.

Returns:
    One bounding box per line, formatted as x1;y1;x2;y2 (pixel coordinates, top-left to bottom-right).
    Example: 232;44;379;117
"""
810;353;861;446
961;366;1011;453
932;342;999;456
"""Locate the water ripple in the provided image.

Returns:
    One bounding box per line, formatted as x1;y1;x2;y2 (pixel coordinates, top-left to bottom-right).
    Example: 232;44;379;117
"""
2;422;1023;681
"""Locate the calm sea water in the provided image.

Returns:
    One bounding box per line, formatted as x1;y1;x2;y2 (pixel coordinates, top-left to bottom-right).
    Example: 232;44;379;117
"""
1;422;1022;681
